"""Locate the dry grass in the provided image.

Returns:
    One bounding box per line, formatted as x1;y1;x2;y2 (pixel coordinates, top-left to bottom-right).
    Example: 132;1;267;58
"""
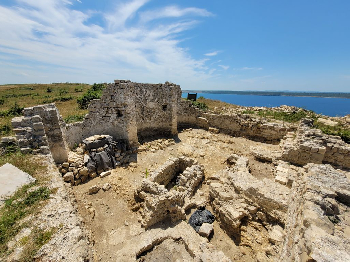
197;96;239;111
0;83;90;139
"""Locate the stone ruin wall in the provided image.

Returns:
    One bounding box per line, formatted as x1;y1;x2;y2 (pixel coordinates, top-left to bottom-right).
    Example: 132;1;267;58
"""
281;119;350;169
10;80;350;171
134;82;181;138
65;80;138;149
177;99;294;143
11;104;68;163
65;80;181;149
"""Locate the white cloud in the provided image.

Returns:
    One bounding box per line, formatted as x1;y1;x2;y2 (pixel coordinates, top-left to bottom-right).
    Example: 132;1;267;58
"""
0;0;215;87
204;51;219;57
139;5;212;23
218;65;229;70
241;67;263;70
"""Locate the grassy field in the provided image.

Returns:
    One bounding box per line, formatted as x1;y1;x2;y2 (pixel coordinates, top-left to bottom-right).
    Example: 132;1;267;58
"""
0;83;91;138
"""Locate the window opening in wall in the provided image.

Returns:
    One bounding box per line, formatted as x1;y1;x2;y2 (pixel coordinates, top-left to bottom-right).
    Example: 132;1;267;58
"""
117;110;123;117
162;104;168;111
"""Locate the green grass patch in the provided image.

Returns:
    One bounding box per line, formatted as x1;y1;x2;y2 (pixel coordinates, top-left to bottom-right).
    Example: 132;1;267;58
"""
314;121;350;144
77;83;105;109
18;227;57;262
64;114;85;123
0;186;51;255
186;99;208;111
0;151;46;177
256;109;315;123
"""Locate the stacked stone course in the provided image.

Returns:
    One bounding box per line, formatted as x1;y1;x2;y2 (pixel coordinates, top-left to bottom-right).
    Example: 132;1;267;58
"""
281;119;350;169
11;104;67;163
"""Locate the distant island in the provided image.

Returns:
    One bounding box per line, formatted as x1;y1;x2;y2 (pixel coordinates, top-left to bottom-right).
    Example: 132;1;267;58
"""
182;90;350;99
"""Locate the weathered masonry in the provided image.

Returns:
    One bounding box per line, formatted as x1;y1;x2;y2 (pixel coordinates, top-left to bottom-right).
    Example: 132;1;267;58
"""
12;80;181;163
65;80;181;149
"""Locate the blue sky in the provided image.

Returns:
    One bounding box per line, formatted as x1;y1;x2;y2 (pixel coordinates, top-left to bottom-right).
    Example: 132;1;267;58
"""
0;0;349;91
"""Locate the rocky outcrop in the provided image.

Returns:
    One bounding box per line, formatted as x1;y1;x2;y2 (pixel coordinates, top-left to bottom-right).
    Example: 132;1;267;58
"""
280;163;350;261
115;221;231;261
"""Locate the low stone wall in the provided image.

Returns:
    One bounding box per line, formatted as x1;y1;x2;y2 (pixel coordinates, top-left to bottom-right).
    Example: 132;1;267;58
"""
281;119;350;169
177;101;294;143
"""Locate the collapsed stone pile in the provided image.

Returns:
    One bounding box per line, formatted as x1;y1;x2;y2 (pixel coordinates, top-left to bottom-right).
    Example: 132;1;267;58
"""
59;135;135;185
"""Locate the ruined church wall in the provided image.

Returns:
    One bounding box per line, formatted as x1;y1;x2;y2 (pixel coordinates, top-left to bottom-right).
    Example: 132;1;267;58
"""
134;82;181;137
64;80;181;148
64;81;138;148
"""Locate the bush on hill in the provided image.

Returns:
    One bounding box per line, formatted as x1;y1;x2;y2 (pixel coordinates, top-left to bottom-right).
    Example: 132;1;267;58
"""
77;83;105;109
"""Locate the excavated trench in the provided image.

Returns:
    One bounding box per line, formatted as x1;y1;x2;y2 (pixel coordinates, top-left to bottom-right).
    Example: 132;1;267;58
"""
67;128;296;261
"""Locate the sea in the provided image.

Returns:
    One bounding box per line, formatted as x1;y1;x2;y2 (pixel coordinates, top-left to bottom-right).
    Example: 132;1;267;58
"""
182;93;350;117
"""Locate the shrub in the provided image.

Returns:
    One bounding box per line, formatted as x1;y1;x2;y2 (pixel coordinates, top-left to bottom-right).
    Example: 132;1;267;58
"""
256;109;314;123
58;89;68;96
190;100;208;111
46;87;52;93
314;121;350;144
77;83;105;109
0;124;12;136
0;98;4;106
64;114;85;123
0;103;24;117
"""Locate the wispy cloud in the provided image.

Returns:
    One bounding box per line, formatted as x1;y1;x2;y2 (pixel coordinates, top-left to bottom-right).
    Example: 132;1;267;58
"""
205;51;219;57
239;67;263;70
0;0;215;86
139;5;213;23
218;65;229;70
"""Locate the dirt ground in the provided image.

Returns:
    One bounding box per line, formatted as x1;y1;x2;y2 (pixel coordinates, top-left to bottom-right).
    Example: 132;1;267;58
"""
71;128;280;261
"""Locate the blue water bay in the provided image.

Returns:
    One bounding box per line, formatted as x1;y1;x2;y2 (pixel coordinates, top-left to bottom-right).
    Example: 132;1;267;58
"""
182;93;350;117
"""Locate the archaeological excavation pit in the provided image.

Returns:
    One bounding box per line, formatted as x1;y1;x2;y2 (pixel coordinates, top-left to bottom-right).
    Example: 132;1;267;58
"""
5;79;350;261
135;156;205;228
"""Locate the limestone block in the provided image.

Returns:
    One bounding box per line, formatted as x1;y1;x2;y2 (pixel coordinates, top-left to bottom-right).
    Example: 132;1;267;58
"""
209;127;219;134
40;146;50;155
198;223;213;238
11;117;24;128
88;185;100;195
33;122;44;131
268;225;285;244
100;170;111;178
197;117;209;130
228;156;290;223
31;115;42;123
63;172;74;184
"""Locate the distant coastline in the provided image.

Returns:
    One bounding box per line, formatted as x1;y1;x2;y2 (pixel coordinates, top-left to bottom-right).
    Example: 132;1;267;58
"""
182;90;350;99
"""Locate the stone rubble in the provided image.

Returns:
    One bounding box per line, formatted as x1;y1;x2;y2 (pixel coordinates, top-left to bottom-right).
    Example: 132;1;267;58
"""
135;156;204;228
58;135;134;185
280;118;350;169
